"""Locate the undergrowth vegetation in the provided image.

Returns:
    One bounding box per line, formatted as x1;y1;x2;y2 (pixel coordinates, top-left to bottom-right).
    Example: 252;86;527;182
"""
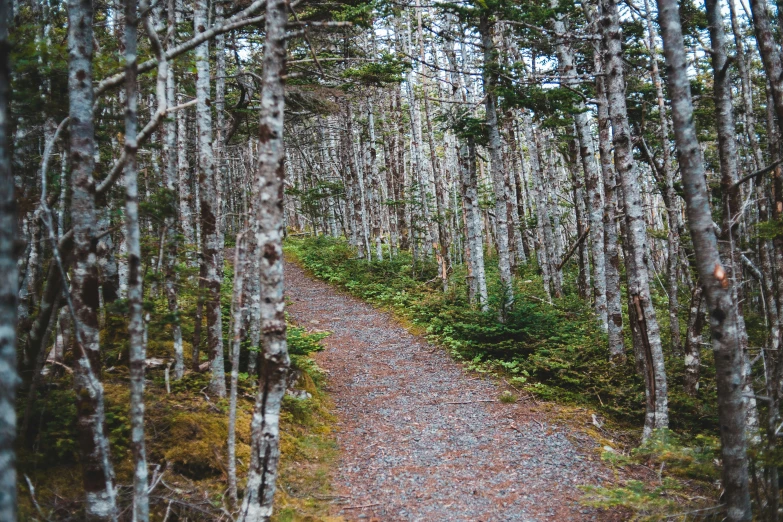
18;311;337;521
286;235;721;434
285;235;731;520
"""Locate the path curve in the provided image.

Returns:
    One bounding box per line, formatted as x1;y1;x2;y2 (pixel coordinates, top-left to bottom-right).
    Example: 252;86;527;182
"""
285;261;618;521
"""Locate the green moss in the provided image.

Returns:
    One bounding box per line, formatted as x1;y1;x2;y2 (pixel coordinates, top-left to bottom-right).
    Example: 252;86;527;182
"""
274;332;339;522
581;478;703;521
18;273;340;520
163;409;251;478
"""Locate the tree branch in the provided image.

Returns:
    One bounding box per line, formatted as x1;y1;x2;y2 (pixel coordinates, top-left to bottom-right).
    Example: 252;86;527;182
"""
556;226;590;271
95;0;271;97
731;159;783;189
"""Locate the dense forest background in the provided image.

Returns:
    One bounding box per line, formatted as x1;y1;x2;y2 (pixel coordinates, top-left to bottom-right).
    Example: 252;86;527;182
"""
4;0;783;519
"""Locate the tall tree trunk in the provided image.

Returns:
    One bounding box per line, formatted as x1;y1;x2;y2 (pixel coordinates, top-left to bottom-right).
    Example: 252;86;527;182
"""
124;0;149;518
67;0;118;517
643;0;681;353
238;0;290;517
382;110;399;255
244;195;262;376
657;0;752;518
394;90;409;251
525;118;557;300
194;0;226;397
366;98;384;261
480;13;514;318
506;121;529;264
415;3;450;284
163;0;183;380
177;98;195;248
551;2;607;325
568;137;590;299
228;231;246;505
705;0;762;459
601;0;668;437
589;27;625;360
403;16;435;263
344;103;367;259
729;0;765;171
459;136;489;310
0;0;18;518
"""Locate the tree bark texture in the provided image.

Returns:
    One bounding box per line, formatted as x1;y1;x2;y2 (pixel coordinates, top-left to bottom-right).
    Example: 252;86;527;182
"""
0;0;18;518
238;0;291;518
67;0;118;517
194;0;226;398
657;0;752;518
480;13;514;317
601;0;668;436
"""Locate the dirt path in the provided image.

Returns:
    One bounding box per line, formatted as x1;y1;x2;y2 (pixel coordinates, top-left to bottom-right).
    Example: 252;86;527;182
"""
285;262;620;521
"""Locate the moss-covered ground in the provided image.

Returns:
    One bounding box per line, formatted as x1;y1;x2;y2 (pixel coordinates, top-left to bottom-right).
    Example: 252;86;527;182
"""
18;294;340;521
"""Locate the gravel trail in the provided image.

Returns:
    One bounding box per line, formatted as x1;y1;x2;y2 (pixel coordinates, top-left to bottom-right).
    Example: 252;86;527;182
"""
285;261;620;521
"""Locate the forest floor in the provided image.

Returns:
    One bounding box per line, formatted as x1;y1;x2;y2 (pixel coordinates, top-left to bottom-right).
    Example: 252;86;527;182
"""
285;260;636;521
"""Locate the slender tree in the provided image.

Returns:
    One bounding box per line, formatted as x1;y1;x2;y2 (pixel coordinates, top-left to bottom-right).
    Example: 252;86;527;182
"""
0;0;17;519
600;0;668;437
67;0;118;517
550;0;607;327
657;0;752;518
194;0;227;398
125;0;158;518
479;13;514;317
238;0;291;517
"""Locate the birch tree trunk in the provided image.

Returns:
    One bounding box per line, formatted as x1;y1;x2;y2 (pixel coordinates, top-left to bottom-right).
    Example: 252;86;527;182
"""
238;0;290;517
366;99;384;261
228;231;246;504
163;0;183;380
505;121;528;264
601;0;667;437
67;0;118;517
124;0;149;518
568;138;590;298
525;118;556;300
394;91;409;252
403;16;435;263
551;2;607;326
0;0;18;518
657;0;752;517
415;4;450;285
177;97;195;248
643;0;681;352
344;103;368;259
459;137;488;310
194;0;226;397
244;178;262;376
480;13;513;317
588;16;625;360
704;0;761;449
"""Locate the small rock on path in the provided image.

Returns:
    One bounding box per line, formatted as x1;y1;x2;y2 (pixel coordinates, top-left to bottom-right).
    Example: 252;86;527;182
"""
285;261;620;521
